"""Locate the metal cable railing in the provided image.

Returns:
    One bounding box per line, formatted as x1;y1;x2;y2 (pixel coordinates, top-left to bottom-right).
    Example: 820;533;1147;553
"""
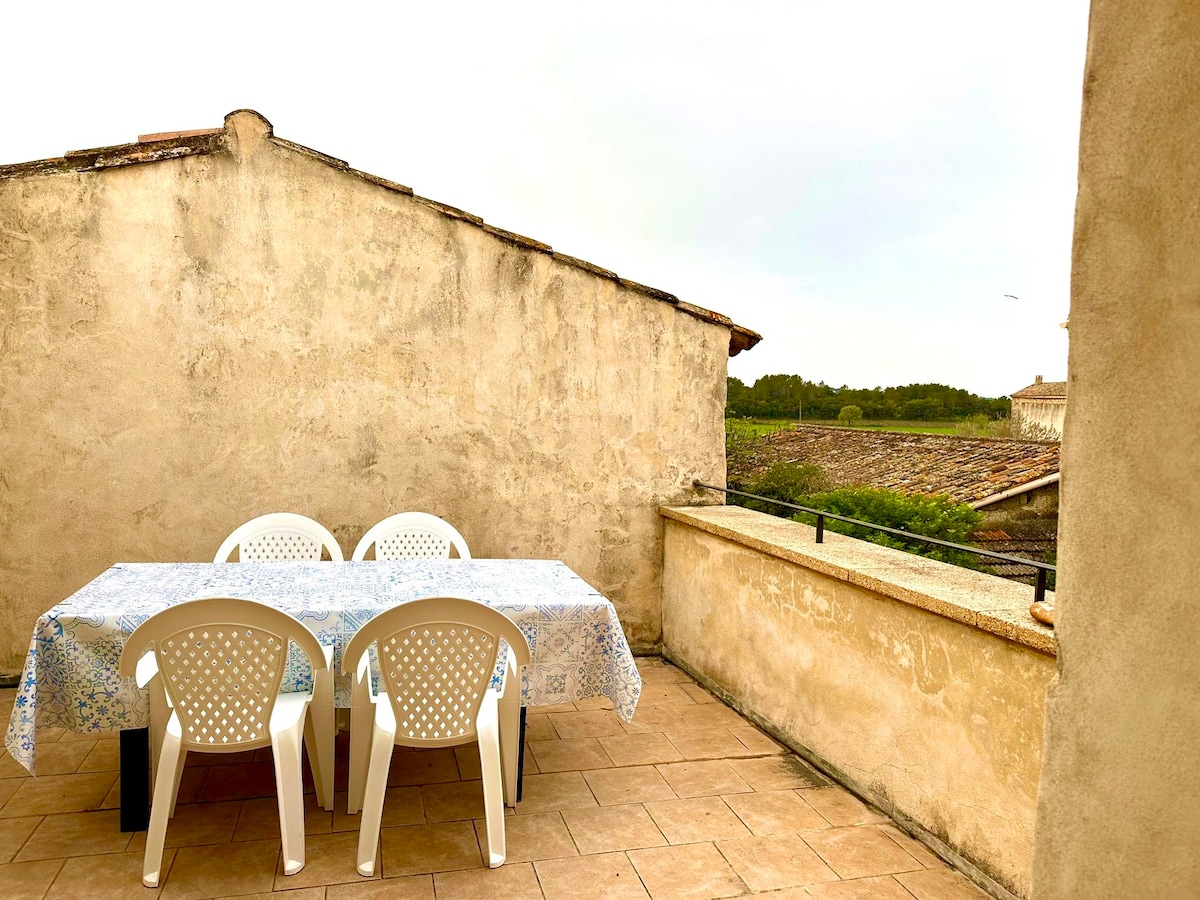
692;480;1055;605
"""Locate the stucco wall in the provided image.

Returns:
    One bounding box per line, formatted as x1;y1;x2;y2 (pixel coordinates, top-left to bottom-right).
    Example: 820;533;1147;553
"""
1032;3;1200;897
0;110;734;666
1010;399;1064;439
661;505;1055;899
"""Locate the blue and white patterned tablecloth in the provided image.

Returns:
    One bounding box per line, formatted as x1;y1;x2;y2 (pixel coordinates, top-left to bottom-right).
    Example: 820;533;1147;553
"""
5;559;642;774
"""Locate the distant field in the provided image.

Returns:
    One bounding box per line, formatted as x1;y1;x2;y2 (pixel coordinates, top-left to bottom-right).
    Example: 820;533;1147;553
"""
727;419;961;437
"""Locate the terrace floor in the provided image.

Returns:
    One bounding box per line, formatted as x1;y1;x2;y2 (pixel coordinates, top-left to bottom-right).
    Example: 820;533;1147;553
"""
0;658;985;899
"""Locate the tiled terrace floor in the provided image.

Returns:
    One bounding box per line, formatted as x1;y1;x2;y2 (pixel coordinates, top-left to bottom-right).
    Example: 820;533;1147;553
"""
0;658;986;899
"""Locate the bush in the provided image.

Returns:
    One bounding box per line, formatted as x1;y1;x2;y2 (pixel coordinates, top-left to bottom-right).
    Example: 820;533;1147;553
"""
793;486;983;568
730;463;830;513
837;405;863;426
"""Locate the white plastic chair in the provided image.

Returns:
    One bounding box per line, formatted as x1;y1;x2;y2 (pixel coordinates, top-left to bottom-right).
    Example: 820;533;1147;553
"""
119;598;335;887
214;513;345;563
351;512;471;561
342;596;530;874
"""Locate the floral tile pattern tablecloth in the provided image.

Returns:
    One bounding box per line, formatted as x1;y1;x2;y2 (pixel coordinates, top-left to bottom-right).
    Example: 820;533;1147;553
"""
5;559;642;774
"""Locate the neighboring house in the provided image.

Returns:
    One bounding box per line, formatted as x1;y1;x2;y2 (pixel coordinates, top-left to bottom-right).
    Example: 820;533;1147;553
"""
1011;375;1067;438
729;425;1060;575
0;109;760;664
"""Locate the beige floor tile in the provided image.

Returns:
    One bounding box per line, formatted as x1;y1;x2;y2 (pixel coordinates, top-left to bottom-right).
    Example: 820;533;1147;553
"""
548;710;627;740
28;742;94;776
434;860;544;899
0;777;23;806
0;815;41;863
534;851;650;900
670;704;746;731
0;857;66;900
583;766;677;806
230;794;331;843
798;787;889;826
716;833;838;892
160;838;279;900
656;761;751;799
599;733;684;768
804;874;919;899
334;786;425;831
723;789;829;835
620;707;691;735
379;821;483;876
387;748;461;787
637;684;698;708
643;796;750;844
16;809;131;860
727;755;828;790
803;825;924;879
677;683;718;705
895;866;990;899
527;703;578;715
573;696;615;710
326;874;434;898
76;740;121;773
561;803;667;854
46;849;176;899
423;779;486;823
529;738;613;773
0;749;32;779
628;842;747;900
664;728;757;761
59;729;114;743
875;822;943;868
637;662;693;684
0;771;117;816
211;888;326;900
275;828;374;888
196;761;277;802
524;714;557;741
477;812;578;862
514;772;598;814
728;726;786;755
454;744;482;780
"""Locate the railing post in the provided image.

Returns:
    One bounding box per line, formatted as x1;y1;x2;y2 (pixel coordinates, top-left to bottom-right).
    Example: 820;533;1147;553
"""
816;514;824;544
1035;567;1047;605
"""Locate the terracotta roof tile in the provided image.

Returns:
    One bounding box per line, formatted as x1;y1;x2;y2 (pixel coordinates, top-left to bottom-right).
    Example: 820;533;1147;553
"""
1012;381;1067;399
729;425;1060;505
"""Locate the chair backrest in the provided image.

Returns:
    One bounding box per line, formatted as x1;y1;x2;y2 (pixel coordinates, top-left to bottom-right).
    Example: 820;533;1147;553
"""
119;597;328;751
342;596;530;747
351;512;471;561
214;513;344;563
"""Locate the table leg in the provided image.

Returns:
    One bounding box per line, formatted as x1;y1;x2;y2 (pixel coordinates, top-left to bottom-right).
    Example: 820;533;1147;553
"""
516;707;527;803
119;728;150;832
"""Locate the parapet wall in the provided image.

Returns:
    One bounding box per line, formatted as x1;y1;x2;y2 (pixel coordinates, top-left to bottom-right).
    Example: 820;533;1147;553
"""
660;504;1056;899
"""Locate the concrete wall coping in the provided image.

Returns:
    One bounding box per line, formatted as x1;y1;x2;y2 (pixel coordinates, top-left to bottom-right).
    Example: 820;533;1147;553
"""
661;504;1056;656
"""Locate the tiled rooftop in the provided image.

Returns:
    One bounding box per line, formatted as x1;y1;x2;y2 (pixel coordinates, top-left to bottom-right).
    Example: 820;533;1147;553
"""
729;425;1060;506
0;659;984;899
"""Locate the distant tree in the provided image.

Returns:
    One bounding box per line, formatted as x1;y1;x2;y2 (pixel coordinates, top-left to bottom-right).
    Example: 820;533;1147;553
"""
837;405;863;426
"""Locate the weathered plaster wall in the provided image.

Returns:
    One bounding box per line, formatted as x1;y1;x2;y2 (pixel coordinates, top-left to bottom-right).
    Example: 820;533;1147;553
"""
0;110;733;665
1011;399;1065;439
662;505;1055;899
1032;3;1200;897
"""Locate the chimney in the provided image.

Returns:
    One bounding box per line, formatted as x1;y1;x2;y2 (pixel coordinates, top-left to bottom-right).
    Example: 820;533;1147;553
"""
1035;375;1043;384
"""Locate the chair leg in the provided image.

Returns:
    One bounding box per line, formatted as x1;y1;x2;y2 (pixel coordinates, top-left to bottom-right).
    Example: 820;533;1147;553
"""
478;696;506;868
356;720;395;877
143;728;184;888
272;714;308;876
498;670;521;807
347;670;374;814
306;649;335;811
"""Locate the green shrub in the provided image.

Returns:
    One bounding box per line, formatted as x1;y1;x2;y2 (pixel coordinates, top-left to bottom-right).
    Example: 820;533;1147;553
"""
730;463;830;513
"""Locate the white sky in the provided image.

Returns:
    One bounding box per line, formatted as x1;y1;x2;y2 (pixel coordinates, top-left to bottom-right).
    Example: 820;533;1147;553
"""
3;1;1089;398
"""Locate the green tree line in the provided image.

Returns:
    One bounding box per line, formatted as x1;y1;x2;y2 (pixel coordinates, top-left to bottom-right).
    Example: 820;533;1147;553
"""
727;374;1010;421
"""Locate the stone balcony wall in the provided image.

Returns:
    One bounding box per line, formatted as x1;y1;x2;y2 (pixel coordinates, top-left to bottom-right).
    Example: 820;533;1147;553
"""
659;505;1056;899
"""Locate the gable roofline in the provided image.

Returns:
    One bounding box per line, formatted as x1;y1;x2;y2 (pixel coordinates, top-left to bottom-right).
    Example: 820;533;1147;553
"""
1011;380;1067;399
0;109;761;357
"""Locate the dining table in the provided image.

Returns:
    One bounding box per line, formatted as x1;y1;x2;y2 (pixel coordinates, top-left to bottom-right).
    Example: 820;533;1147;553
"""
4;558;643;828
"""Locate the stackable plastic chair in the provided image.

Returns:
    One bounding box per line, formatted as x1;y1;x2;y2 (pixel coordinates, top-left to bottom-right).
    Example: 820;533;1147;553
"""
214;513;344;563
351;512;471;561
119;598;335;888
342;596;530;874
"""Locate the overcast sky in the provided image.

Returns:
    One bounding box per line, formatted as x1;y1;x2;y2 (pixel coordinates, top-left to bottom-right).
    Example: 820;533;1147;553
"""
3;1;1089;398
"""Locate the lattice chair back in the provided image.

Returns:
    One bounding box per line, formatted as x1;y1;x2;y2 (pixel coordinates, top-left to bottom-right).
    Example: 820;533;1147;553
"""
215;513;345;563
351;512;472;561
343;596;529;748
120;597;328;752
